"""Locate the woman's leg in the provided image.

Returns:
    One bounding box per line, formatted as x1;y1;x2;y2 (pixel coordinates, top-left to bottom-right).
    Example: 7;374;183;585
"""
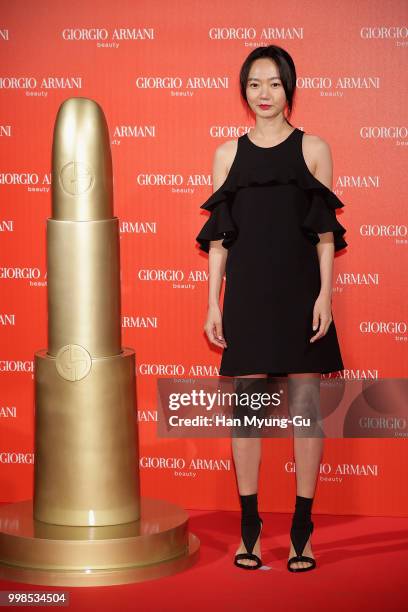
287;372;323;570
232;373;267;567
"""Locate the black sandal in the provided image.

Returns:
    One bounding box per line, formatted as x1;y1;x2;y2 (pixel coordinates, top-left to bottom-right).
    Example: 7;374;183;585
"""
234;493;263;570
287;495;316;573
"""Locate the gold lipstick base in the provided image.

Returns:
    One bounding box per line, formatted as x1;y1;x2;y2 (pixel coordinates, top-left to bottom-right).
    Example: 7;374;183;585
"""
0;499;200;586
34;348;140;526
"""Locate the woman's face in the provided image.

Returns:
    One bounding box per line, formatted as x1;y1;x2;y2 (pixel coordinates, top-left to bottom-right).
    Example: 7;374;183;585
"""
245;58;287;118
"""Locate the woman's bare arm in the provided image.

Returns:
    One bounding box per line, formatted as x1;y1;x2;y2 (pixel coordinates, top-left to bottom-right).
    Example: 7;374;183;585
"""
303;135;336;342
204;140;237;348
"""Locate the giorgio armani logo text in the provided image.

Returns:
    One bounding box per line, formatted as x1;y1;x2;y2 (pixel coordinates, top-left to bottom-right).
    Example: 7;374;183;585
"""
137;364;219;376
61;28;155;48
285;461;379;475
0;125;11;137
136;173;212;188
122;316;158;328
0;406;17;418
138;410;157;422
360;126;408;140
360;26;408;39
136;269;208;291
0;314;15;325
336;273;379;286
111;125;156;145
210;125;252;138
0;173;51;191
360;224;407;238
140;456;231;471
0;453;34;464
329;369;379;379
208;26;304;40
296;76;380;90
0;360;34;373
119;221;157;234
359;321;407;334
0;220;14;232
0;267;41;279
0;77;83;98
0;268;46;287
134;77;229;97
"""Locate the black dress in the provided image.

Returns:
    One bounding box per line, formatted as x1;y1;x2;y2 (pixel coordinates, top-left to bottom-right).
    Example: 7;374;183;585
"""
196;128;347;377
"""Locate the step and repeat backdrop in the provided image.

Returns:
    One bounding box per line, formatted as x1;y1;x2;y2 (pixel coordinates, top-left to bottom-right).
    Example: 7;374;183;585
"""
0;0;407;516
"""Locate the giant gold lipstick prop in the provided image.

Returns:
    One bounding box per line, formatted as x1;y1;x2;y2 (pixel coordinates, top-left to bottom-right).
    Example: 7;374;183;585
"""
33;96;139;527
0;98;199;585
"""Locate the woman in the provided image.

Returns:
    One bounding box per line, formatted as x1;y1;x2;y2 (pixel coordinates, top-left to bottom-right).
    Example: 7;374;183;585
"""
196;45;347;572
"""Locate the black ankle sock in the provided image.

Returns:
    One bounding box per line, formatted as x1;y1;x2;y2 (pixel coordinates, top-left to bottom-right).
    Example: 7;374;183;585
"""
292;495;313;527
239;493;261;555
239;493;259;519
289;495;314;561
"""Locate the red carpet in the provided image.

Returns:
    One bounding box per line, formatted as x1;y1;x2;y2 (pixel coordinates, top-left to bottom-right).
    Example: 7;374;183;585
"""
1;509;407;611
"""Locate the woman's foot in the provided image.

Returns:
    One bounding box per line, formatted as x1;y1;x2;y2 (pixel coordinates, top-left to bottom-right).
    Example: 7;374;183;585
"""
235;530;262;568
288;533;314;570
234;493;263;569
287;495;316;572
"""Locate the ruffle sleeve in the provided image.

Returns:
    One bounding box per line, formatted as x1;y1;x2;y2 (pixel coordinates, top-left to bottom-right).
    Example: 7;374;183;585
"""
196;162;348;253
296;167;348;252
301;191;347;252
195;173;239;253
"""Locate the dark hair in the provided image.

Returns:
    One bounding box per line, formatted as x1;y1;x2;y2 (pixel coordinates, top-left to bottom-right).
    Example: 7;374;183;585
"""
239;45;297;122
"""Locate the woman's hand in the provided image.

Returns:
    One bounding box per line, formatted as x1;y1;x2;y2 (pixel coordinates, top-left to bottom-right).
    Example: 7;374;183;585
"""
310;293;333;343
204;305;227;348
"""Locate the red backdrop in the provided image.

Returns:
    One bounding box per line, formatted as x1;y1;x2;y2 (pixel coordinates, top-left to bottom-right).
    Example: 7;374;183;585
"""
0;0;407;516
